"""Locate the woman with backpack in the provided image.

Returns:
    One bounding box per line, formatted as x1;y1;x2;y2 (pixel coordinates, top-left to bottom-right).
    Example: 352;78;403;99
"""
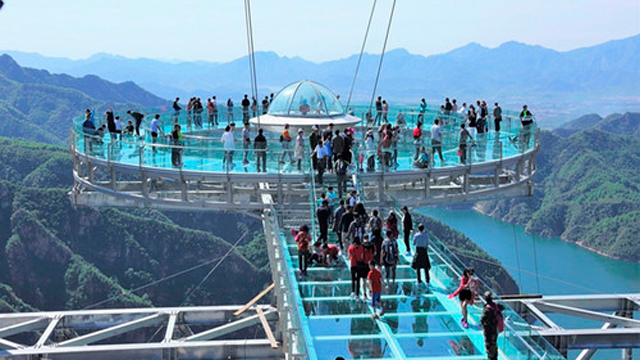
448;267;479;329
381;230;399;285
295;225;311;276
480;291;504;360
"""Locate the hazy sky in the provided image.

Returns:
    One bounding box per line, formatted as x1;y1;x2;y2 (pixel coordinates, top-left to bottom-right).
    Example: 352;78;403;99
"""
0;0;638;62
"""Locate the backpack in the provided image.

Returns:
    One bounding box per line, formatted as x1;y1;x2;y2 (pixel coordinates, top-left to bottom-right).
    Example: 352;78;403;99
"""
336;160;348;175
495;305;504;333
371;217;382;232
486;303;504;333
384;241;398;265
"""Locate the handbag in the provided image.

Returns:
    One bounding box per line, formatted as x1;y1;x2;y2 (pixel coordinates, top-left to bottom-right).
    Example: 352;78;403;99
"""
457;148;463;156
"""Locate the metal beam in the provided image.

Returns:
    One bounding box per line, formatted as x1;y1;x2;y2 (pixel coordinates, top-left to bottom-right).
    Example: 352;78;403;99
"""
0;317;49;338
184;310;277;342
539;328;640;349
0;339;281;358
522;301;561;330
164;312;178;342
35;315;62;348
0;337;23;350
534;300;640;328
58;312;168;347
575;317;617;360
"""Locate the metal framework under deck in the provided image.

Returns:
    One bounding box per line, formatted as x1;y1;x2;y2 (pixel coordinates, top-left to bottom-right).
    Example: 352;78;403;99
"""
505;294;640;359
0;305;281;359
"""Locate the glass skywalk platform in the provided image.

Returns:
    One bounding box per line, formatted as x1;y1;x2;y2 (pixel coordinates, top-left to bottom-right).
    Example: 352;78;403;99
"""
71;105;534;175
70;105;539;211
260;155;564;359
64;103;565;358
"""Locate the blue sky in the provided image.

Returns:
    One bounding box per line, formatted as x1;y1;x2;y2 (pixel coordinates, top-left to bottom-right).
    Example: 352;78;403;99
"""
0;0;638;62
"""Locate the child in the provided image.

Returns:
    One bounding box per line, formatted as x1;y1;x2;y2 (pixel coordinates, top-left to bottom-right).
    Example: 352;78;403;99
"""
367;260;384;318
322;243;340;266
309;241;325;266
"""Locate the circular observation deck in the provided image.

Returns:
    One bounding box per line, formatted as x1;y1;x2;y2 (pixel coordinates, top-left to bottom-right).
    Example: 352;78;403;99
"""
70;105;539;212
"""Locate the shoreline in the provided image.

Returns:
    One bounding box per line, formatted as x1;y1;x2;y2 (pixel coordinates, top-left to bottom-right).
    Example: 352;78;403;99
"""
471;204;633;263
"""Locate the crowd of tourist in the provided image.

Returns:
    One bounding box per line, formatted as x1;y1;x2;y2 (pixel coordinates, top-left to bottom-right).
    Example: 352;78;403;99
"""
80;95;512;358
80;96;534;173
295;190;504;357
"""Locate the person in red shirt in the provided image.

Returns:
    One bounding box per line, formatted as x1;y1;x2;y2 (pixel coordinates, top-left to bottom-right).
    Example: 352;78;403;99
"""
295;225;311;276
348;237;365;298
448;268;478;329
413;121;423;161
367;260;384;318
360;235;376;299
322;243;340;266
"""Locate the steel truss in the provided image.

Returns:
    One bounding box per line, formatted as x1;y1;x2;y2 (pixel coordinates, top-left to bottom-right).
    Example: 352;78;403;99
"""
504;294;640;359
0;305;282;359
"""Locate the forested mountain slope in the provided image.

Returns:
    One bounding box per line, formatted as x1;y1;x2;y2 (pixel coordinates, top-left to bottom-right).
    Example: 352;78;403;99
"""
478;116;640;262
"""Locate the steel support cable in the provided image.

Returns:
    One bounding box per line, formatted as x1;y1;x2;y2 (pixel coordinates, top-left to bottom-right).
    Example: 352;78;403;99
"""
144;230;250;343
529;197;542;293
180;230;250;306
244;0;260;128
450;249;605;294
82;230;249;310
82;255;224;310
368;0;397;115
512;222;524;289
345;0;378;111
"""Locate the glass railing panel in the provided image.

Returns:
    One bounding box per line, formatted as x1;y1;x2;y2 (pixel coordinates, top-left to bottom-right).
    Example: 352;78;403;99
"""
72;106;538;175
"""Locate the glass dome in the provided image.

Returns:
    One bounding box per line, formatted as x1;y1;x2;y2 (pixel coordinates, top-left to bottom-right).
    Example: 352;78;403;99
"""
268;80;344;117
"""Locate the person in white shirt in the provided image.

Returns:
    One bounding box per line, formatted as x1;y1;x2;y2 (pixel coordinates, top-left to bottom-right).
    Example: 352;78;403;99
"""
430;119;444;163
221;123;236;171
458;102;467;115
114;116;123;140
149;114;162;152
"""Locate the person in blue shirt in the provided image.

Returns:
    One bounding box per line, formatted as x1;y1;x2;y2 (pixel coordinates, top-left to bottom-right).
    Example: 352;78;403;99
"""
414;146;429;169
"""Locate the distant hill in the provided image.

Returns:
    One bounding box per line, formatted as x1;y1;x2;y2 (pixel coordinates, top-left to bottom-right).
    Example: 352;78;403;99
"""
553;112;640;138
477;114;640;262
4;34;640;123
0;55;168;144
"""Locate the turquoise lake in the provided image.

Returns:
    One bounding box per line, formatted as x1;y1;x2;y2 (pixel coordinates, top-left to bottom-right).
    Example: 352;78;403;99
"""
419;207;640;360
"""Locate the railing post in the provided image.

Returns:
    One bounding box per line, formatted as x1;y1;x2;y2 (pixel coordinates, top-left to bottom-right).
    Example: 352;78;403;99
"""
110;165;116;191
87;160;94;184
425;172;430;198
181;174;188;202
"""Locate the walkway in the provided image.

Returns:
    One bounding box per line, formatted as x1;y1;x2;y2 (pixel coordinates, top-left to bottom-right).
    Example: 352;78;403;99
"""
261;155;563;359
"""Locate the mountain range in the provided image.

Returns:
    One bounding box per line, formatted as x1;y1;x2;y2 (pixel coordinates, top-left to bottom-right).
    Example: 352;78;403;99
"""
0;60;520;310
0;54;168;144
4;34;640;126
